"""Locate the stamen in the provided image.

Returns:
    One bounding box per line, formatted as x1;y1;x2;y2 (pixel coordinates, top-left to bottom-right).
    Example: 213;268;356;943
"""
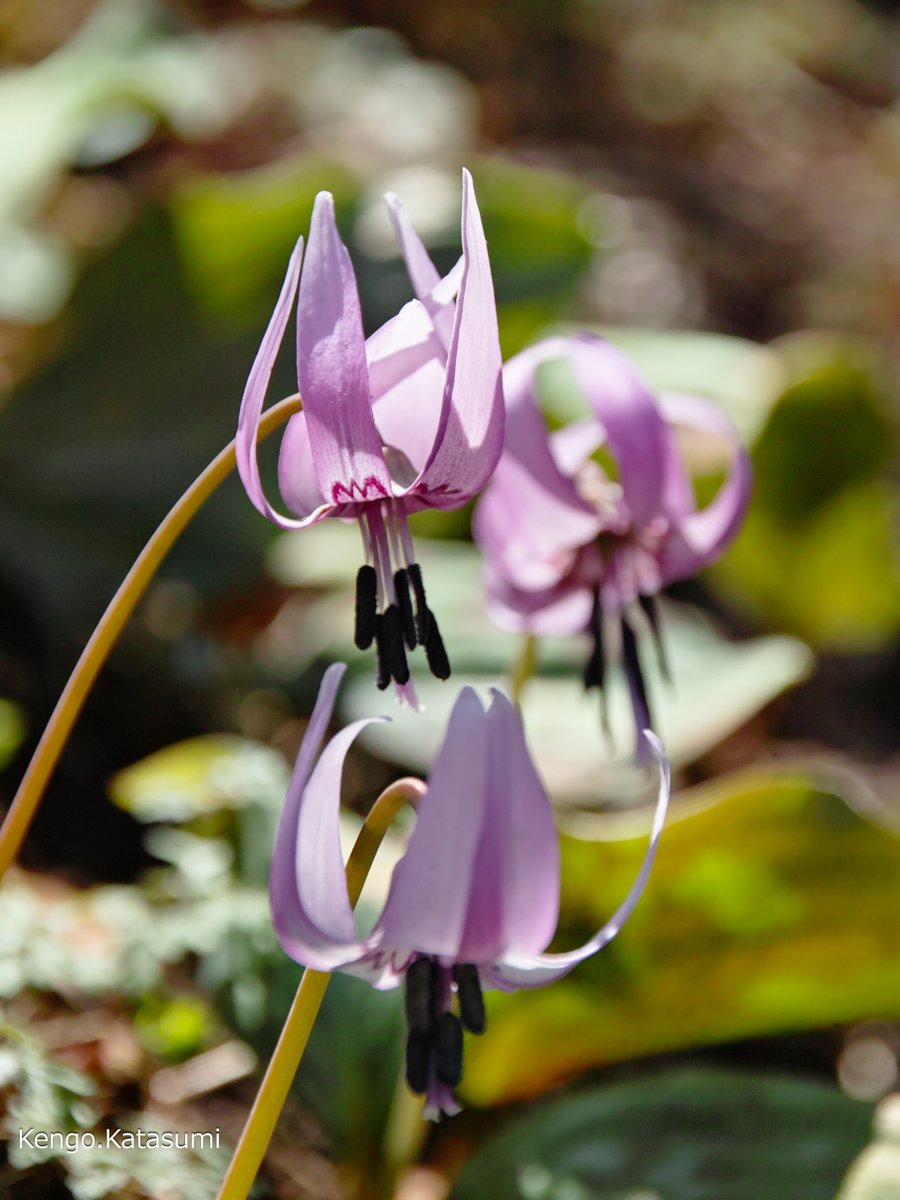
374;615;390;691
354;565;378;650
405;957;440;1034
405;1030;432;1095
407;563;430;644
382;605;411;684
638;593;670;682
423;609;451;681
393;569;418;649
621;617;652;731
452;964;485;1035
434;1012;463;1086
582;588;606;692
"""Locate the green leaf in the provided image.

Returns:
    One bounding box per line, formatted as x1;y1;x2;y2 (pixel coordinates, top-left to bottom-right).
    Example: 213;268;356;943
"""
459;769;900;1106
453;1069;873;1200
109;735;288;822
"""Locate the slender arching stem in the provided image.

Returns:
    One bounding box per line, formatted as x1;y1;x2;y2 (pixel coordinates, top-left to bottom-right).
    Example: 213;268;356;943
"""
0;395;303;880
216;777;425;1200
509;633;537;706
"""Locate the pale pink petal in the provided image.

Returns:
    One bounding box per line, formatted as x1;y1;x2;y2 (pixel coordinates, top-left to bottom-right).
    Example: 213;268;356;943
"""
270;663;384;971
457;691;560;961
407;169;504;509
485;731;670;989
297;193;392;507
384;192;456;351
656;392;753;580
483;564;596;636
235;237;334;531
374;688;488;960
277;411;326;519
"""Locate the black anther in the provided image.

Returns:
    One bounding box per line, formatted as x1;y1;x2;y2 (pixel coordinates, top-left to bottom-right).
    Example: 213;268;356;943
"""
407;563;430;643
638;593;670;682
394;569;418;649
405;1030;432;1095
423;609;451;681
405;957;440;1035
452;964;486;1035
374;615;390;691
354;565;378;650
621;617;652;730
382;605;410;684
434;1012;463;1086
582;588;606;690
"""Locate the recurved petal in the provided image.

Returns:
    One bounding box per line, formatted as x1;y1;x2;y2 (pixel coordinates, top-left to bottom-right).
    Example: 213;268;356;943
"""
374;687;488;960
656;391;752;581
270;663;385;971
567;334;671;527
485;731;670;989
297;193;392;508
235;237;334;531
457;691;560;962
407;169;505;509
383;191;459;354
277;411;327;519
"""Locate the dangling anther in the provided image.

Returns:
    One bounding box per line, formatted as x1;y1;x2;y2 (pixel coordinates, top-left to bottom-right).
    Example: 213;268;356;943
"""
452;964;486;1034
407;563;430;644
434;1012;463;1086
374;615;390;691
382;605;410;684
638;593;670;682
405;1030;432;1095
394;569;418;650
423;609;451;681
405;957;440;1034
621;616;652;731
354;565;378;650
582;588;606;692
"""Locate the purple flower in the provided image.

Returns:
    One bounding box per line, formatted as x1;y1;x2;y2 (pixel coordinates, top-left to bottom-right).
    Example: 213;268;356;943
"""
237;171;504;706
271;663;670;1119
473;333;751;750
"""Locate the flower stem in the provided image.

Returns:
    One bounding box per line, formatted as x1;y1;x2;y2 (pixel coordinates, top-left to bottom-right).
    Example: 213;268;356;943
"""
509;633;537;705
0;395;302;881
216;777;424;1200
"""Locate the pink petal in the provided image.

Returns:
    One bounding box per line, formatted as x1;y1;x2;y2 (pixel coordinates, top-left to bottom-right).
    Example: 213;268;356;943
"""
277;411;326;519
270;663;384;971
567;334;671;527
657;391;753;580
486;731;670;989
384;192;459;353
483;562;596;636
457;691;560;961
235;237;334;531
407;169;505;509
297;193;392;508
374;688;488;960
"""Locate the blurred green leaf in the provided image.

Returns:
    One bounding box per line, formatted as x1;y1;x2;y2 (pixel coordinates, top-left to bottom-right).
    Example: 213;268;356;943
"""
134;992;217;1062
109;734;288;822
460;769;900;1106
453;1069;873;1200
0;697;27;771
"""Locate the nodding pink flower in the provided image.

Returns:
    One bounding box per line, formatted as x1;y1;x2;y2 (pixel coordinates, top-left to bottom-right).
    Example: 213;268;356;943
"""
271;663;669;1119
237;171;503;707
473;333;751;755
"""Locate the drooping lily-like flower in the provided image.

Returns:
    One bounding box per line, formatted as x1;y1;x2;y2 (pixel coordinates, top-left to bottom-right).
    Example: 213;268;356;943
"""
271;662;669;1119
473;333;751;749
237;171;503;706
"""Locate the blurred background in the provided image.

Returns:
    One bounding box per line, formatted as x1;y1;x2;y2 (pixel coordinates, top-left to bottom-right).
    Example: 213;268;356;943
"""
0;0;898;1196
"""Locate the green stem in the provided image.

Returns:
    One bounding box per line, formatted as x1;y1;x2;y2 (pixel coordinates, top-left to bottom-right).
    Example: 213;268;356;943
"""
216;778;424;1200
0;395;302;881
509;633;537;706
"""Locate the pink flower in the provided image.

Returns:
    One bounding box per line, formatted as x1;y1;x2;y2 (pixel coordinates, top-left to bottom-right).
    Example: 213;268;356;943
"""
237;171;503;706
270;664;670;1118
474;333;751;751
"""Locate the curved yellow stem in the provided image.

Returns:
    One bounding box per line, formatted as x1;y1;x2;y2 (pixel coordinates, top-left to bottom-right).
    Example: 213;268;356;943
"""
216;777;424;1200
509;633;537;706
0;395;302;880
